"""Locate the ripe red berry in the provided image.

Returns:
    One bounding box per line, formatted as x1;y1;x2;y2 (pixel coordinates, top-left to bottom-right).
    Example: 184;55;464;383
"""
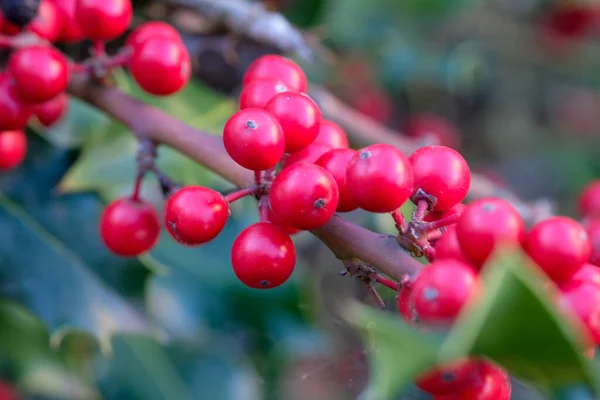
525;217;591;283
434;225;470;264
315;148;359;213
264;92;322;153
0;75;31;131
283;142;332;168
243;55;307;92
239;78;291;110
585;219;600;267
126;21;181;49
267;205;300;236
579;180;600;218
416;359;477;395
223;108;285;171
405;114;460;149
434;362;511;400
424;203;466;223
270;162;339;230
100;197;160;257
33;92;68;127
559;278;600;345
565;263;600;288
408;259;480;326
53;0;84;43
314;120;349;149
164;186;229;245
28;0;61;42
130;37;191;96
409;146;470;211
75;0;131;41
231;222;296;289
345;144;413;213
456;198;525;268
0;130;27;170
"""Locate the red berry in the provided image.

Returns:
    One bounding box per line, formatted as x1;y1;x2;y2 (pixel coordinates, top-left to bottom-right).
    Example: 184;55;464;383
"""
164;186;229;245
223;108;285;171
283;142;332;168
434;362;511;400
126;21;181;49
314;120;349;149
409;259;480;326
33;92;68;127
130;37;191;96
424;203;466;223
8;46;69;104
239;78;291;110
559;279;600;345
52;0;84;42
264;92;322;153
0;130;27;170
0;75;31;131
231;222;296;289
267;205;300;236
409;146;470;211
100;197;160;257
434;225;470;264
456;198;525;268
579;180;600;218
270;162;339;230
243;55;307;92
315;148;359;213
405;114;460;149
28;0;61;42
75;0;131;41
525;217;591;283
397;282;413;322
570;263;600;287
416;359;477;395
345;144;413;213
585;219;600;267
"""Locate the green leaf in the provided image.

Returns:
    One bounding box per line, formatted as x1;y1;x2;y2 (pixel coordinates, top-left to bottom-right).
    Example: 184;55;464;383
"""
439;249;600;395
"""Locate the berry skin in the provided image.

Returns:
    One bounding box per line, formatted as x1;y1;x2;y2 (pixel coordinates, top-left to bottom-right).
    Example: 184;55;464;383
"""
130;37;191;96
53;0;84;42
239;78;290;110
33;92;68;127
223;108;285;171
27;0;61;41
456;197;525;268
408;259;480;326
100;198;160;257
570;263;600;287
559;279;600;345
75;0;132;41
585;219;600;267
409;146;470;211
405;114;460;149
267;205;300;236
525;217;591;283
283;142;332;169
270;162;339;230
434;362;511;400
243;55;307;93
165;186;229;245
424;203;466;223
434;225;470;264
314;120;349;149
579;180;600;218
315;148;359;213
8;46;69;104
0;130;27;170
1;0;40;27
345;144;414;213
0;75;32;131
126;21;181;49
264;92;322;153
416;359;477;395
231;222;296;289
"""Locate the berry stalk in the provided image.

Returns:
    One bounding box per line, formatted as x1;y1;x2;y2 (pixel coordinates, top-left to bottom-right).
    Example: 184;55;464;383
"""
225;187;256;203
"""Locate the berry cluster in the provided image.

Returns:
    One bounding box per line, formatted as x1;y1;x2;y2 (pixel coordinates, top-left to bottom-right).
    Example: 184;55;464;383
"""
0;0;191;171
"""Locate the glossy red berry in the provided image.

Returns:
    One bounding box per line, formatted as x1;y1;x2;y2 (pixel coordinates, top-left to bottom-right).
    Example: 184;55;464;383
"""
434;362;511;400
434;225;470;264
270;162;339;230
456;198;525;268
33;92;68;127
75;0;131;41
565;263;600;288
585;219;600;267
424;203;466;223
283;142;332;168
409;259;480;326
559;279;600;344
525;217;591;282
346;144;413;213
223;108;285;171
314;120;349;149
100;197;160;257
405;114;460;149
239;78;291;110
53;0;83;42
315;148;358;213
243;55;307;92
126;21;181;49
579;180;600;218
416;359;477;395
0;75;32;131
0;130;27;170
409;146;470;211
267;205;300;236
164;186;229;245
8;46;69;104
28;0;61;42
130;37;191;96
264;92;322;153
231;222;296;289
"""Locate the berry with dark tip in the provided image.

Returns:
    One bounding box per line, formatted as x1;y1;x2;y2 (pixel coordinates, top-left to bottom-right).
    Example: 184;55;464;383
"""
417;359;477;395
315;148;359;213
